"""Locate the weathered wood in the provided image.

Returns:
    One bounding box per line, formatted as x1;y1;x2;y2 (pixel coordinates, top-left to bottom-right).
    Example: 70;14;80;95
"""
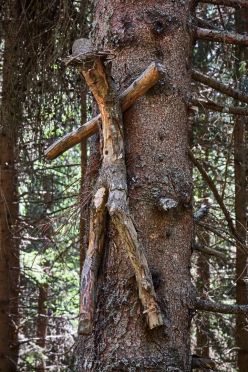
196;27;248;46
78;45;163;332
79;187;107;335
45;62;164;160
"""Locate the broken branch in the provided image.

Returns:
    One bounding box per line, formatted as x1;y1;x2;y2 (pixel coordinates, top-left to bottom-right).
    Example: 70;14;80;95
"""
191;355;216;370
192;70;248;104
196;298;248;314
196;27;248;46
191;98;248;116
193;242;226;260
45;62;164;160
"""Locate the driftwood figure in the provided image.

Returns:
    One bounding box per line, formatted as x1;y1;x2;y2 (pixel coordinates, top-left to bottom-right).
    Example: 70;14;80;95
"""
46;38;167;335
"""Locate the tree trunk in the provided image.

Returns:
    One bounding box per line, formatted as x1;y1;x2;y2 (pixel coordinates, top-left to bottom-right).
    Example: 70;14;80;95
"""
0;3;21;370
77;1;194;371
36;284;49;372
196;231;210;359
235;9;248;372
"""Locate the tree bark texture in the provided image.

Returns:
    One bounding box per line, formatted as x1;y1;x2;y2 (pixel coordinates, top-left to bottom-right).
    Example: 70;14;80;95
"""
76;1;194;371
0;3;21;370
234;8;248;372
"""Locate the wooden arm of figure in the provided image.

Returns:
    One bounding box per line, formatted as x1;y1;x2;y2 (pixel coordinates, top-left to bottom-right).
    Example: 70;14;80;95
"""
45;62;165;160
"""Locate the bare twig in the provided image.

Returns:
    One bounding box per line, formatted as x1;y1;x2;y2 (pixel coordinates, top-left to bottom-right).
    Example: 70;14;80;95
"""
196;27;248;46
191;98;248;116
192;70;248;104
196;298;248;314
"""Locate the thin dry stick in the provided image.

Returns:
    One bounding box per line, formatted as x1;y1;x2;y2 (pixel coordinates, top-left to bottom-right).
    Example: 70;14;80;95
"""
196;27;248;46
196;298;248;314
191;98;248;116
192;70;248;104
45;62;164;160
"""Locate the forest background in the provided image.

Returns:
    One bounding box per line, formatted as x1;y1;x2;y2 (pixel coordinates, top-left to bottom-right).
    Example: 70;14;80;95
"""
0;0;247;371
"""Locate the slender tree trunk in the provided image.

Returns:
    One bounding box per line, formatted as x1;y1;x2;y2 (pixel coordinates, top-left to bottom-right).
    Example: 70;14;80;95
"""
234;9;248;372
196;231;210;358
36;284;49;372
79;0;89;273
77;1;194;370
0;3;21;370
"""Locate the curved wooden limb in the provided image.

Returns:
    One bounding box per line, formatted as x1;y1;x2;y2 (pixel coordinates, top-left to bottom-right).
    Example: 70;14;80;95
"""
78;187;107;335
45;62;164;160
108;189;164;329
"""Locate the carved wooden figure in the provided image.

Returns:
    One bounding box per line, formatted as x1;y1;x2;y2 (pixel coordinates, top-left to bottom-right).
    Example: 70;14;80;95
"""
46;38;166;335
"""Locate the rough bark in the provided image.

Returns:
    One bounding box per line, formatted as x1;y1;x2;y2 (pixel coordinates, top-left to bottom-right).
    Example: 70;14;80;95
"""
76;1;194;371
0;3;21;370
234;8;248;372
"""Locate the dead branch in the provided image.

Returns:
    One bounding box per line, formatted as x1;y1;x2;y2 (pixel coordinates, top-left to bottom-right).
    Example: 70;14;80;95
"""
74;40;163;332
192;70;248;104
199;0;248;8
191;355;216;370
196;27;248;46
193;242;226;260
196;298;248;314
191;98;248;116
45;62;164;160
78;187;107;335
